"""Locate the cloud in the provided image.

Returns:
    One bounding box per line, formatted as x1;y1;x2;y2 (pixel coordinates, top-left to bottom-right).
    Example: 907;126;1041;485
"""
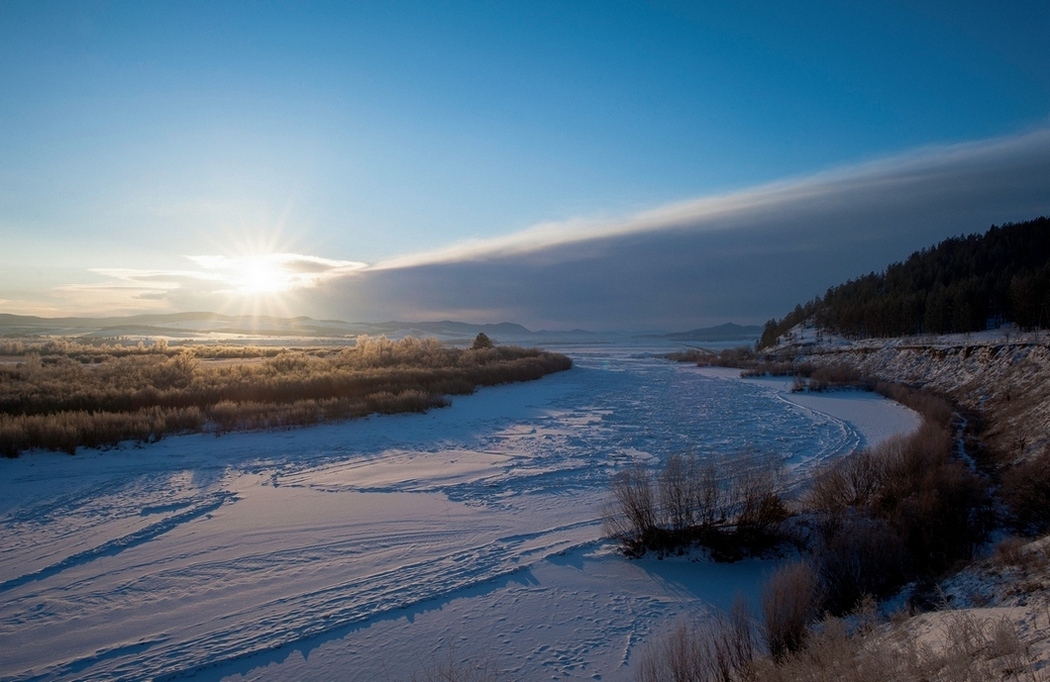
13;128;1049;328
34;254;370;316
311;128;1050;330
185;253;367;294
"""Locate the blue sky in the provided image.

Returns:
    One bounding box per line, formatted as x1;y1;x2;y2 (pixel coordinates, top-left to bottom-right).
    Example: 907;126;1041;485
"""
1;1;1048;329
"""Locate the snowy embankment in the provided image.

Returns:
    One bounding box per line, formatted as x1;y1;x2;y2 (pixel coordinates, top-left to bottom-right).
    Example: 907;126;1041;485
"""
771;327;1050;673
779;326;1050;462
0;343;918;681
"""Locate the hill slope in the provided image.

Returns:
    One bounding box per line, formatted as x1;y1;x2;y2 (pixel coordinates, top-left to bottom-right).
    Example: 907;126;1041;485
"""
759;217;1050;348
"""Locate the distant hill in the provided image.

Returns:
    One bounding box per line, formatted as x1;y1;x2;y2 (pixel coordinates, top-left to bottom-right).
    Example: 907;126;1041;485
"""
758;216;1050;349
663;322;763;342
370;320;533;337
0;312;352;338
0;312;556;343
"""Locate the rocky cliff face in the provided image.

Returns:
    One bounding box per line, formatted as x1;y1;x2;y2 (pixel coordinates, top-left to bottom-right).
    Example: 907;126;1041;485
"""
778;330;1050;463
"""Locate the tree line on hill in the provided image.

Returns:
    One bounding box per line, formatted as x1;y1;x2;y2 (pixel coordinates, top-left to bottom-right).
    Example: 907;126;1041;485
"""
758;217;1050;348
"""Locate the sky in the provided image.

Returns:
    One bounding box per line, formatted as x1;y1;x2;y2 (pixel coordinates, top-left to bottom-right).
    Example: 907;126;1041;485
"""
1;1;1049;331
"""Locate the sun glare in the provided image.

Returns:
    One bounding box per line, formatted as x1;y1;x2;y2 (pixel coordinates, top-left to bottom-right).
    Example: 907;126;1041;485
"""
187;251;366;299
185;245;366;321
233;256;292;295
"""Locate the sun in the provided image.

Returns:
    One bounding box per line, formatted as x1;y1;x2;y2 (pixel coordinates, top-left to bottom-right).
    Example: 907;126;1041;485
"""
233;256;293;295
186;247;366;321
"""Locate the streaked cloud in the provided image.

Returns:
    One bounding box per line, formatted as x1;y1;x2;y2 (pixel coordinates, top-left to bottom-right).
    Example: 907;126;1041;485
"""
311;128;1050;330
371;128;1050;270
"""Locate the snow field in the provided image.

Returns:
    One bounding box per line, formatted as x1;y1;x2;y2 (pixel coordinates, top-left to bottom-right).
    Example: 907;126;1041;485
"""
0;344;918;681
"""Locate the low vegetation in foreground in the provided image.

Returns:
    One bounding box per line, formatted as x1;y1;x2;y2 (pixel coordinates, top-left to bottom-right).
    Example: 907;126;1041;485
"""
603;360;1050;679
638;589;1047;682
636;218;1050;679
602;378;990;601
0;334;572;457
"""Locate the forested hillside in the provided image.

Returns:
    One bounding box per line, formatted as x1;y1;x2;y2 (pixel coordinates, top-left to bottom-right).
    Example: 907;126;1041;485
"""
758;217;1050;348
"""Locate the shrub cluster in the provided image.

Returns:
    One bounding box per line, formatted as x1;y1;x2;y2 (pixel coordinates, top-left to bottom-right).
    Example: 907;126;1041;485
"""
0;336;572;457
641;577;1039;682
999;447;1050;532
615;371;994;678
602;452;788;559
805;421;989;613
664;349;717;364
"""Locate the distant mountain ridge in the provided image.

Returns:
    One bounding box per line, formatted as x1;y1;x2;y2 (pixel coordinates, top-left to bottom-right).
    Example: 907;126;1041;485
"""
0;312;548;342
0;312;760;343
374;320;533;337
663;322;762;342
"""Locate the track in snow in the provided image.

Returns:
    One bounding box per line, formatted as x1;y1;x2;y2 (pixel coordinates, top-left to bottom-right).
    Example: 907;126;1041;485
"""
0;344;872;681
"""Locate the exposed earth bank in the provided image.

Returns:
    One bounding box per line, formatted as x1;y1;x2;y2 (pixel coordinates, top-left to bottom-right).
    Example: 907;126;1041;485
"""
776;327;1050;463
767;327;1050;678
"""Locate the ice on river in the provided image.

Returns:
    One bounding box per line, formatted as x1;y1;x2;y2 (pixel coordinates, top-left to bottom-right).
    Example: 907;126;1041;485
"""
0;344;918;681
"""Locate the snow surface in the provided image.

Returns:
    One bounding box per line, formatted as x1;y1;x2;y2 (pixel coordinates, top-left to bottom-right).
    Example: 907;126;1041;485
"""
0;343;918;681
696;367;919;451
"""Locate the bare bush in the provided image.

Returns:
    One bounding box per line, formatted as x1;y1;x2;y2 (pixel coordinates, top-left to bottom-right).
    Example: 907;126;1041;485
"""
807;447;886;517
762;561;820;661
638;598;755;682
638;622;709;682
878;422;989;576
717;346;757;368
814;513;906;614
695;460;723;528
603;462;658;556
874;381;954;427
732;453;788;543
660;453;698;532
606;452;787;558
739;361;795;377
714;598;756;681
803;417;988;612
794;364;875;392
1001;447;1050;532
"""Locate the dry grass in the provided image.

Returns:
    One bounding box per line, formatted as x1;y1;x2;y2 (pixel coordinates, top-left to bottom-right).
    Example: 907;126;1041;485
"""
0;336;572;457
405;641;507;682
746;609;1045;682
991;536;1050;577
638;598;755;682
640;603;1045;682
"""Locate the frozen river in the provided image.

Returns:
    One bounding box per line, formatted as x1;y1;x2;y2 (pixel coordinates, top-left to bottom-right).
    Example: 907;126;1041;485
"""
0;343;918;681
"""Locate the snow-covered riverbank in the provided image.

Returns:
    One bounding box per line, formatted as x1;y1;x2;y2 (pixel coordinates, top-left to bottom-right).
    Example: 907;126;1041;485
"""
0;344;919;681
